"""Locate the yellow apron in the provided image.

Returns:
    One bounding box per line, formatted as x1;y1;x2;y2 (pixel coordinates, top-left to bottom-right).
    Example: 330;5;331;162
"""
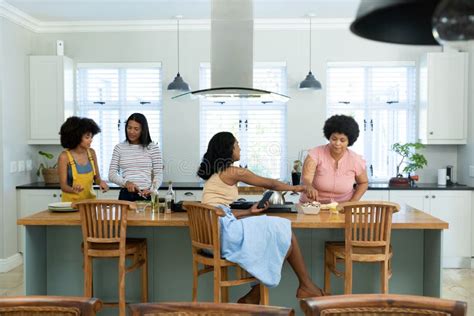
61;149;97;202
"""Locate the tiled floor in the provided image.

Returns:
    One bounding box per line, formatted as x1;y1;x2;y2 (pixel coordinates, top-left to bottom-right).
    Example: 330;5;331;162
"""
0;265;472;314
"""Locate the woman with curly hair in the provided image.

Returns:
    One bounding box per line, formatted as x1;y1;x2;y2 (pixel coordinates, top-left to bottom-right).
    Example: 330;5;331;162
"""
300;114;368;203
198;131;325;304
58;116;109;202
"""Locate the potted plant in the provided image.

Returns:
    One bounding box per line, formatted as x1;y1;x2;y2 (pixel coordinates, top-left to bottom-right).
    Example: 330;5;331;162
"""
389;142;428;187
36;150;59;184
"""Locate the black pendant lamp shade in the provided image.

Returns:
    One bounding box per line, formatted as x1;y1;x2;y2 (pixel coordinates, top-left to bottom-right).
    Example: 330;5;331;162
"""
350;0;441;45
299;71;322;90
299;15;322;90
168;16;190;91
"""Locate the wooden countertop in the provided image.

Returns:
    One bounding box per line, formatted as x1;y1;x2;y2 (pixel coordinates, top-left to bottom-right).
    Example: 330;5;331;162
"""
17;206;448;229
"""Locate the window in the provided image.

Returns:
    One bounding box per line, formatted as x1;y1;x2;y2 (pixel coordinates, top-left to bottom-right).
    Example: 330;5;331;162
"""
200;63;288;179
76;63;163;177
326;62;417;180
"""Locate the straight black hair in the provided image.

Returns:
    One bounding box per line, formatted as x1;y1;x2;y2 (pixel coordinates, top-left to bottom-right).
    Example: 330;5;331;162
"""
125;113;152;147
197;132;236;180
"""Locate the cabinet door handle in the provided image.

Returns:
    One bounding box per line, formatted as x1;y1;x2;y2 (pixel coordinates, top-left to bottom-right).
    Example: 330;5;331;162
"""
184;192;194;196
425;195;429;198
432;195;436;199
429;131;434;135
53;194;57;198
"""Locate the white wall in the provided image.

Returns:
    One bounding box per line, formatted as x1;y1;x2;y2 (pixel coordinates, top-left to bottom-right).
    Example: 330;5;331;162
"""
0;18;35;259
30;27;459;184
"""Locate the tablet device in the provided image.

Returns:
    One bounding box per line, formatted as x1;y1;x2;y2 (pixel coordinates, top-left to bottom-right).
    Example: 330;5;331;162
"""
257;191;274;209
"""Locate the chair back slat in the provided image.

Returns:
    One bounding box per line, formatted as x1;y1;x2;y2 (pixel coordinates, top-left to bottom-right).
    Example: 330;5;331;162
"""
73;199;134;246
183;202;225;256
342;201;399;249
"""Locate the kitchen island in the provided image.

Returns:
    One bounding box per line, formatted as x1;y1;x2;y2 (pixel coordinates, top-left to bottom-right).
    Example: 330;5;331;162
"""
18;206;447;315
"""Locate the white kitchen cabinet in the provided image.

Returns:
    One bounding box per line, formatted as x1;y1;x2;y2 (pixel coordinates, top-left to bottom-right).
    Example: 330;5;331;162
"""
96;189;119;199
29;56;74;144
419;52;468;144
390;190;471;268
175;190;203;202
361;190;389;201
17;189;62;253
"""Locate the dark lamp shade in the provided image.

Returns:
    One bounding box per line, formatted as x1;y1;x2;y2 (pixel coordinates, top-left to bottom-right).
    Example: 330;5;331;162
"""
299;71;322;90
167;73;190;91
350;0;441;45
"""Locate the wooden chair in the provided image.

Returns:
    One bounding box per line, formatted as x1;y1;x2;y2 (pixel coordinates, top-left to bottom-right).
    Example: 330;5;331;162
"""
324;201;400;294
0;296;102;315
72;199;148;316
129;302;294;315
182;201;269;304
300;294;467;316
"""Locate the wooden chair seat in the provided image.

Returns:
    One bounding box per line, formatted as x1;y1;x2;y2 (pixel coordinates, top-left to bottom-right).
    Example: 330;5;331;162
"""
300;294;467;316
129;302;294;315
324;201;399;295
72;200;148;316
0;296;103;316
183;202;269;305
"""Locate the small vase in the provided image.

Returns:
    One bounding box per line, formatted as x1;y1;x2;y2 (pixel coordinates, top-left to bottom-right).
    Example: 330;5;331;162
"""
291;172;301;185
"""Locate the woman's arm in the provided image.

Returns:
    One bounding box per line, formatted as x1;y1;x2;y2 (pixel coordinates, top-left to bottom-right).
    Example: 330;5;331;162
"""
232;202;269;219
151;144;164;188
301;156;318;200
108;145;126;186
58;152;82;194
350;170;369;201
90;149;109;192
223;167;304;192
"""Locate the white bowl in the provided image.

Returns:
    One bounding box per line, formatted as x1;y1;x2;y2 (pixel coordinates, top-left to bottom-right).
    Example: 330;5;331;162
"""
296;202;321;215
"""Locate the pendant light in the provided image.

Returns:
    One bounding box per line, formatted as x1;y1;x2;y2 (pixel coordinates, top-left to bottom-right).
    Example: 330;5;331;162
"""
432;0;474;44
299;14;322;90
168;15;190;91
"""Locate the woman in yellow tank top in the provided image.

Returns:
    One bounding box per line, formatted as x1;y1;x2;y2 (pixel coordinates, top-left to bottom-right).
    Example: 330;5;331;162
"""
58;116;109;202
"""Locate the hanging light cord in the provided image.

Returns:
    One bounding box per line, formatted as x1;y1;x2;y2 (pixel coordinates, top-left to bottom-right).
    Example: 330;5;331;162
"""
309;16;312;72
177;18;180;74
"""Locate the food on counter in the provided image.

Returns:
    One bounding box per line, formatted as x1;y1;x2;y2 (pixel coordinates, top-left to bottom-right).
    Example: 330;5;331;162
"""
320;202;338;210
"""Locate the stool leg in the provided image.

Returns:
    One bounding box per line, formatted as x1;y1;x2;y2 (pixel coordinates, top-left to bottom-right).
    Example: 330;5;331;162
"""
221;267;229;303
324;247;331;294
344;257;352;294
84;255;93;297
259;284;269;305
141;245;148;302
118;255;126;316
192;259;198;302
213;265;221;303
381;260;389;294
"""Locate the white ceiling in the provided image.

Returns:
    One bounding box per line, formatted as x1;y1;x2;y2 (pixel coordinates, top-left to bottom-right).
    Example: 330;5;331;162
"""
4;0;360;22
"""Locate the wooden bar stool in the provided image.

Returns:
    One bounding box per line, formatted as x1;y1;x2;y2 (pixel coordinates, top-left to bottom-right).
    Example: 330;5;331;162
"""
183;201;269;305
72;199;148;316
0;296;103;316
324;201;399;294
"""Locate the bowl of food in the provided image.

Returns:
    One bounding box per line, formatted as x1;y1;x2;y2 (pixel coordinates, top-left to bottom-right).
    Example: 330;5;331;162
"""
135;201;150;213
296;201;321;215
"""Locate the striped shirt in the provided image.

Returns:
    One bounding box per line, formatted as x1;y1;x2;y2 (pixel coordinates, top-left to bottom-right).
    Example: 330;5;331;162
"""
108;141;163;190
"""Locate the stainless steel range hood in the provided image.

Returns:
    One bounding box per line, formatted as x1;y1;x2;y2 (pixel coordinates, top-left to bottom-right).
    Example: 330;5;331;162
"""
172;0;290;103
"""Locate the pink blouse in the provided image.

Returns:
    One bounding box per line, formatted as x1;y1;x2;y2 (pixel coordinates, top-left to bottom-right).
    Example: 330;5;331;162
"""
300;145;366;203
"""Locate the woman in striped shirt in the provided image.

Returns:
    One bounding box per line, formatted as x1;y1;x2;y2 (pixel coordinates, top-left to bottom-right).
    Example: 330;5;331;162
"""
109;113;163;201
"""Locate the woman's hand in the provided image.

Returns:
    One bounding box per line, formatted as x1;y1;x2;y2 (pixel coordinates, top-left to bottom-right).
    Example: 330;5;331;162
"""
99;180;109;192
304;185;319;201
125;181;139;193
249;201;269;214
139;189;151;197
291;185;305;193
72;184;84;193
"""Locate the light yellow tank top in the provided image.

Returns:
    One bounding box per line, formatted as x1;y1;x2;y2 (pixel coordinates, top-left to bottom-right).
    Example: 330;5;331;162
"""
202;173;238;207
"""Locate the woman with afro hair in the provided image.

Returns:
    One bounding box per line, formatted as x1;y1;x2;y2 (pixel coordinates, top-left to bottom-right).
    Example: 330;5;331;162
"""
58;116;109;202
300;114;368;203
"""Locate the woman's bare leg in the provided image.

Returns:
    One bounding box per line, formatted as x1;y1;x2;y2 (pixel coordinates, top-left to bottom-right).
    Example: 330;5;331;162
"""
237;284;260;304
286;232;325;298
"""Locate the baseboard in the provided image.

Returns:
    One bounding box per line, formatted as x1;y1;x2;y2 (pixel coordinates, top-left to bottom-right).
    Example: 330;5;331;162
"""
442;256;471;269
0;253;23;272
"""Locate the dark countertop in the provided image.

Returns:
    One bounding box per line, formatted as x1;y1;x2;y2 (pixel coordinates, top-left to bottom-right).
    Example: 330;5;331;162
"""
16;182;474;191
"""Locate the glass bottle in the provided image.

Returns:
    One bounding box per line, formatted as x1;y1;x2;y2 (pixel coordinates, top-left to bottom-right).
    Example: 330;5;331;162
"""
165;181;175;213
150;183;159;213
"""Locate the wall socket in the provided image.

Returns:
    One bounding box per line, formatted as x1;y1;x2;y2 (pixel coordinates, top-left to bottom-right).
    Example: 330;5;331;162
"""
26;160;33;171
10;161;17;173
18;160;25;172
470;165;474;177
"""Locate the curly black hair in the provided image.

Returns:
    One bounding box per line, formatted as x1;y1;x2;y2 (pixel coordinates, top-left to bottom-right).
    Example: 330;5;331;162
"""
323;114;360;146
125;113;153;147
59;116;101;149
197;132;236;180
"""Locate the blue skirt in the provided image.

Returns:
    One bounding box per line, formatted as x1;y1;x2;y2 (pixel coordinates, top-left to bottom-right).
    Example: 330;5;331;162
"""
218;205;292;288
